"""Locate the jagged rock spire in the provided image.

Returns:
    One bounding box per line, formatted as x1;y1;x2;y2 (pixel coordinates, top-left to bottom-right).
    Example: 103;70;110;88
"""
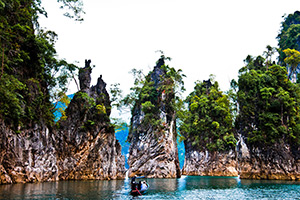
79;59;92;92
127;58;181;179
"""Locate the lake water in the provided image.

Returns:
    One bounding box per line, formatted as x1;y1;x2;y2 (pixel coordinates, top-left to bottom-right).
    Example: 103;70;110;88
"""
0;176;300;199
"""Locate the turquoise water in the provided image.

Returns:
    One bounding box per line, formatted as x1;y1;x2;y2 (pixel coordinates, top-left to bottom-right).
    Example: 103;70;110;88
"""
0;176;300;199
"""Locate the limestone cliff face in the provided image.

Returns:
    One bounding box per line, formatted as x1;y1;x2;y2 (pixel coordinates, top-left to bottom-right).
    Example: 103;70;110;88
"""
182;137;238;177
127;58;181;178
0;61;126;184
56;64;126;180
182;133;300;179
237;136;300;180
0;120;58;184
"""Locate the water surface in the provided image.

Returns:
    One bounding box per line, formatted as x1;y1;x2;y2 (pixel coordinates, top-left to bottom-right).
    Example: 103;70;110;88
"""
0;176;300;199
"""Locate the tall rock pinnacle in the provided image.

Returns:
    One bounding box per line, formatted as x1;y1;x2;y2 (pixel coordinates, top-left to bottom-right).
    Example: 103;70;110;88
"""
127;57;181;178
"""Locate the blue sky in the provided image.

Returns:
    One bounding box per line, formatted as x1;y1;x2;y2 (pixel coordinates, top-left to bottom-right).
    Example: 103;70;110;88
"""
39;0;300;119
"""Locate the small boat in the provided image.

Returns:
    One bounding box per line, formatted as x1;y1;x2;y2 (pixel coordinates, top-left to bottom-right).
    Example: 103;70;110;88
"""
130;176;149;195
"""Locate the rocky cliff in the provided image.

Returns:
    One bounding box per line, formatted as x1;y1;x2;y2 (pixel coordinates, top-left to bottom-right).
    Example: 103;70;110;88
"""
180;79;238;177
0;60;126;184
56;61;126;180
0;120;58;184
182;134;300;180
127;57;181;178
237;136;300;180
182;137;238;176
182;132;300;180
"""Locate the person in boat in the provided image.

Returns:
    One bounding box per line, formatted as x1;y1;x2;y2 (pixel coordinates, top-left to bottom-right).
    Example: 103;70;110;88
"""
131;175;137;190
141;181;147;191
131;175;146;190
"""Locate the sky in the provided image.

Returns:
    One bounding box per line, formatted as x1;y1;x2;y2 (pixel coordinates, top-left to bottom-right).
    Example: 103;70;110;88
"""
39;0;300;119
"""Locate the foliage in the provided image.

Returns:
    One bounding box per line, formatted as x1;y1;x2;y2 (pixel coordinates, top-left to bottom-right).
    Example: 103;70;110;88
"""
181;78;236;152
236;53;300;146
96;103;106;114
0;74;25;127
122;53;185;134
0;0;84;129
109;83;122;108
277;11;300;64
70;90;112;130
283;48;300;81
56;0;85;21
141;101;155;113
263;45;277;70
54;92;71;121
76;91;96;108
53;94;74;122
226;79;238;122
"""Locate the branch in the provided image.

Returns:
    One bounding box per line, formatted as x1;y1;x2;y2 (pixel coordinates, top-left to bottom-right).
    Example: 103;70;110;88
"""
71;70;80;91
59;0;85;21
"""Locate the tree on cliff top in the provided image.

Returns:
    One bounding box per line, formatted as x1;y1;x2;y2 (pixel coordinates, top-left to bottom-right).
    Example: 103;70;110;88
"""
277;11;300;66
121;52;185;138
180;76;236;152
283;48;300;82
236;53;300;147
0;0;84;129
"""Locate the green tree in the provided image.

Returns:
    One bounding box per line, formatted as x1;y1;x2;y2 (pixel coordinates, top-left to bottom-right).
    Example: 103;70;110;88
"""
283;48;300;81
109;83;123;108
0;0;84;129
263;45;277;70
277;11;300;64
122;52;185;134
181;78;236;152
236;53;300;147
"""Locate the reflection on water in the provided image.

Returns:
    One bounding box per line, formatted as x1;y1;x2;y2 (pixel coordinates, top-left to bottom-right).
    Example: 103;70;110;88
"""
240;178;300;186
147;178;178;192
179;175;238;190
0;180;124;199
0;176;299;199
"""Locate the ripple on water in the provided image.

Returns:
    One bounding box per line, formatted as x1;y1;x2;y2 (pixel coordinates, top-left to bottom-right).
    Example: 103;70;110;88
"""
0;177;300;199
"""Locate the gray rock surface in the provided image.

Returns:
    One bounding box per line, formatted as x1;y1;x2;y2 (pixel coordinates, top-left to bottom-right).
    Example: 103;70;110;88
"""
79;59;92;92
127;58;181;178
0;61;126;184
182;137;238;176
0;121;58;183
237;136;300;180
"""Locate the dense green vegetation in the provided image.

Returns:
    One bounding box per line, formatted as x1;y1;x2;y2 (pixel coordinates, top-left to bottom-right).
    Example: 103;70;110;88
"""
231;11;300;148
2;0;300;157
122;53;185;134
277;11;300;64
0;0;83;129
108;11;300;153
235;55;300;146
177;11;300;151
277;11;300;83
180;77;236;152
